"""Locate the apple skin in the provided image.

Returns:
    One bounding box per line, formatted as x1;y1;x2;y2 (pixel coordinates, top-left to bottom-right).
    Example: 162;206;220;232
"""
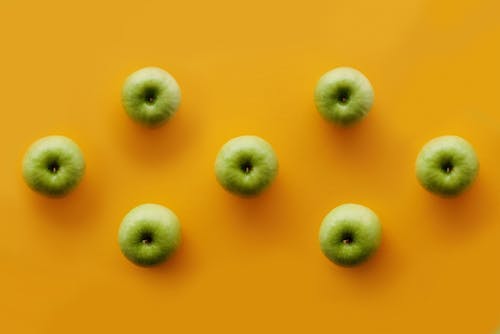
314;67;374;126
118;204;181;267
22;135;85;197
215;135;278;196
319;203;381;267
121;67;181;127
416;135;479;197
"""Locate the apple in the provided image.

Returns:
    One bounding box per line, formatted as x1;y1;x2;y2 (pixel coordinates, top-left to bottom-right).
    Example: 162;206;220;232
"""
215;135;278;196
118;203;181;267
319;203;381;267
22;135;85;197
416;135;479;197
121;67;181;127
314;67;374;126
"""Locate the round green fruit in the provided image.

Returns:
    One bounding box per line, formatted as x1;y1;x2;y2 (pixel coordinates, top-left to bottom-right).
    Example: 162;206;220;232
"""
416;135;479;197
314;67;374;126
215;135;278;197
118;204;181;267
22;135;85;197
121;67;181;127
319;203;382;267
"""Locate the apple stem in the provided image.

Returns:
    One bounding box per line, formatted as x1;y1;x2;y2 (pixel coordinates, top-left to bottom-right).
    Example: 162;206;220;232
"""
240;161;253;174
441;161;454;174
48;162;59;173
341;234;353;244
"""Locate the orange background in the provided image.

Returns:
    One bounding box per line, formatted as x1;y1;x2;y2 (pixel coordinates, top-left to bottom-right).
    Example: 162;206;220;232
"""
1;0;500;332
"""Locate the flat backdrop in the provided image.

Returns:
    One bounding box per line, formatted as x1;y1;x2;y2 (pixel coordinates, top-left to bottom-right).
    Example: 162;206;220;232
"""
1;0;500;332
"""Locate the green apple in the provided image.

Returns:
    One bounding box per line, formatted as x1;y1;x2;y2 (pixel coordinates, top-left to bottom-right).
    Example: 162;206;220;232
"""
22;135;85;197
215;135;278;196
121;67;181;127
416;135;479;197
319;203;381;267
314;67;374;126
118;203;181;267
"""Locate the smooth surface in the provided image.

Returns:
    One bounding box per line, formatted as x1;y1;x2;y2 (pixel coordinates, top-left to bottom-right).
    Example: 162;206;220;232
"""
215;135;278;196
22;135;85;196
319;203;381;266
416;135;479;196
122;67;181;126
1;0;500;332
118;203;181;266
314;67;374;125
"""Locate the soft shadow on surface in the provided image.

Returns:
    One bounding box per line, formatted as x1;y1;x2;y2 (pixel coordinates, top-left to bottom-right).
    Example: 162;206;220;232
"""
327;231;403;293
115;105;197;166
25;174;101;230
317;104;383;147
312;104;398;178
129;232;198;285
418;175;492;241
216;175;296;239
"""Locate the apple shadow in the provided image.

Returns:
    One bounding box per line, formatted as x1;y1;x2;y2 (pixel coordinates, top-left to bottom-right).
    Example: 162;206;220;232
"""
114;104;198;167
216;175;296;241
24;173;101;231
317;103;383;145
417;175;493;241
327;230;404;294
130;231;198;287
311;104;396;177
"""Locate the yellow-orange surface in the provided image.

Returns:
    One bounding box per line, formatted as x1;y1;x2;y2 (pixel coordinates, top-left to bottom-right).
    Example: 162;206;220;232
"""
1;0;500;332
